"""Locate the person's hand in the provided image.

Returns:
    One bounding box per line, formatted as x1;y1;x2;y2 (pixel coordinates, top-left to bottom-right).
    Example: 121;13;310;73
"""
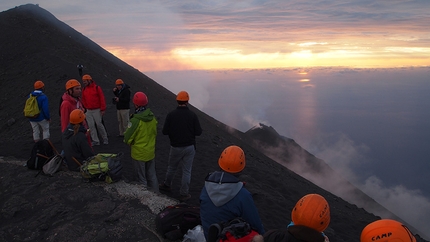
101;110;105;116
113;87;117;91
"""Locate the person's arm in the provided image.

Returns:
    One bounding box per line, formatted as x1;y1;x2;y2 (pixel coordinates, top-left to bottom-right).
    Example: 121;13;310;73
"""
123;117;139;145
60;102;71;131
41;95;50;121
194;114;202;136
239;189;265;235
97;85;107;112
78;133;95;158
162;114;170;135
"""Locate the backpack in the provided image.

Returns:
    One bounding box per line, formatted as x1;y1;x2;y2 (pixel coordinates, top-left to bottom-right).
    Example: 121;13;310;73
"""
24;94;40;118
155;203;201;241
208;217;260;242
27;140;55;170
80;153;123;183
42;154;64;176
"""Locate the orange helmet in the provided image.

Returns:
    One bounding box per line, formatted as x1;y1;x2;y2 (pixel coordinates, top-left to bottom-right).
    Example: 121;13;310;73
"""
82;74;92;81
69;109;86;124
176;91;189;102
360;219;416;242
65;79;81;90
291;194;330;232
115;79;124;85
218;145;245;173
133;92;148;106
34;80;44;89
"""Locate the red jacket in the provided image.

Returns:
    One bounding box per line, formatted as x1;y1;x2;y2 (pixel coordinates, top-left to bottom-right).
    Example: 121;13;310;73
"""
81;81;106;111
60;92;85;132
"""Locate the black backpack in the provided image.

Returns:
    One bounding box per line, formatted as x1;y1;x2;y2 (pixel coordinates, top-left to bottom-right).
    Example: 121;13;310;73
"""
27;140;55;170
155;203;201;240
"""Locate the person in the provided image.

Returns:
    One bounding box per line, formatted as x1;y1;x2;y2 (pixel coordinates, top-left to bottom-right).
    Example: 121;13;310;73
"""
62;109;94;171
263;193;330;242
123;92;159;192
60;79;85;132
77;64;83;77
159;91;202;201
27;80;50;142
112;78;131;137
360;219;416;242
200;145;265;240
81;74;108;146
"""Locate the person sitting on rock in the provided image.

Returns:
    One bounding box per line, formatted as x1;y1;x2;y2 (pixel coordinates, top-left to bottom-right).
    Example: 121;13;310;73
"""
62;109;94;171
360;219;416;242
200;145;265;241
263;193;331;242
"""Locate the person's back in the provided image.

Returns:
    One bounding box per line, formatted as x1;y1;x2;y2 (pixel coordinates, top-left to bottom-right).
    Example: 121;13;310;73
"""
200;145;265;240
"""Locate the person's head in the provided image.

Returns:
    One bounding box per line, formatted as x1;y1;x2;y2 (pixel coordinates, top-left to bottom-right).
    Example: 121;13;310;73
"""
133;92;148;107
65;79;82;98
115;79;124;90
176;90;189;105
34;80;44;90
360;219;416;242
291;193;330;233
69;109;85;125
82;74;92;86
218;145;246;173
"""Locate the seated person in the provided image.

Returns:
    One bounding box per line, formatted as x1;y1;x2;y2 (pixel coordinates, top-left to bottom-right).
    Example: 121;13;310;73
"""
200;145;265;241
264;193;330;242
360;219;416;242
62;109;94;171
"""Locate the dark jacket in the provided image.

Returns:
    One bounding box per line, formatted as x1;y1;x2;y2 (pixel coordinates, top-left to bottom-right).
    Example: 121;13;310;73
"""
162;106;202;147
199;171;265;239
113;84;131;110
62;124;94;171
263;225;326;242
28;90;50;122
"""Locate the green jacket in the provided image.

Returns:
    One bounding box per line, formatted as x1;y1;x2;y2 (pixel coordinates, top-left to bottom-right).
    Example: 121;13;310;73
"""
124;108;157;161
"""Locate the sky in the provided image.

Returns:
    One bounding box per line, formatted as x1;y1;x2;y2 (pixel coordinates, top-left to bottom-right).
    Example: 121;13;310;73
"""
1;1;430;71
2;0;430;238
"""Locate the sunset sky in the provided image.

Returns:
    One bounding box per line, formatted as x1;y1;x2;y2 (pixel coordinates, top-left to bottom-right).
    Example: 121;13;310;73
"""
2;1;430;71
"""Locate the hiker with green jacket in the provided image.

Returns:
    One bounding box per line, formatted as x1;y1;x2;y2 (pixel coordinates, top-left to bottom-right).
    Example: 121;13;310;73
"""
123;92;159;193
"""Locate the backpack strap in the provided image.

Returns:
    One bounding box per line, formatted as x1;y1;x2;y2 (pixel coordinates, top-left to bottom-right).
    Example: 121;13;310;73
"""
71;156;82;167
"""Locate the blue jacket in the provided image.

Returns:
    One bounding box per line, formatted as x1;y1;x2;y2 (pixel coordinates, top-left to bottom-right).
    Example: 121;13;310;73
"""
28;90;50;122
199;171;265;239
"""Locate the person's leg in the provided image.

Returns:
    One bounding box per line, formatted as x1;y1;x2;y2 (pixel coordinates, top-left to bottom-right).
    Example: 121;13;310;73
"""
116;110;122;135
145;159;159;193
180;145;195;196
163;146;183;186
85;110;99;144
134;159;147;186
40;119;50;140
30;121;40;142
93;109;108;144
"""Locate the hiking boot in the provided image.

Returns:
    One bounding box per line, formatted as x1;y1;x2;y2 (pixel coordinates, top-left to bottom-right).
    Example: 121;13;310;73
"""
159;183;171;192
92;141;100;146
179;194;191;202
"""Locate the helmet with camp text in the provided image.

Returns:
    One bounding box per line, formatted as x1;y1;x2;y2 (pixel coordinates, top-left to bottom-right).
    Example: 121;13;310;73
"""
291;193;330;232
360;219;416;242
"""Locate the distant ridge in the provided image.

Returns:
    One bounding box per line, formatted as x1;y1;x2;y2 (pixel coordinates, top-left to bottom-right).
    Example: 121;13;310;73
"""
0;4;427;241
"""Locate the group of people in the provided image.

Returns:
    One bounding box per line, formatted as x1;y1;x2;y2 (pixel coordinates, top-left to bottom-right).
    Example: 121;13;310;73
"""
26;76;417;242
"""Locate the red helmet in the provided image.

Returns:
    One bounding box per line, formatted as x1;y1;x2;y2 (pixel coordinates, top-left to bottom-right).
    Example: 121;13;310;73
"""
133;92;148;106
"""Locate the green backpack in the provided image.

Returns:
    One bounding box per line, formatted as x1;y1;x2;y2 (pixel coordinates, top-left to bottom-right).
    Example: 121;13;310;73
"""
80;153;123;183
24;94;40;118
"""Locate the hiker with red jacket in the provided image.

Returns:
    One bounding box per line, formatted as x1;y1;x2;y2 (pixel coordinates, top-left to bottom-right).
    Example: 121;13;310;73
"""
81;74;108;146
62;109;94;171
27;80;50;142
200;145;265;241
263;194;331;242
60;79;84;132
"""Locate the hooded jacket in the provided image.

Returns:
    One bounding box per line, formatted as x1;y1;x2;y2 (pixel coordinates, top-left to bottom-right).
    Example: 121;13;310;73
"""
28;90;50;122
113;84;131;110
199;171;265;238
123;108;157;161
60;92;84;132
81;81;106;111
62;124;94;171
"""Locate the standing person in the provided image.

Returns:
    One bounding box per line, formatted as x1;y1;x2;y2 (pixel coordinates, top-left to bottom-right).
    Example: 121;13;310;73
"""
62;109;94;171
77;64;83;77
159;90;202;201
263;193;330;242
200;145;265;241
360;219;416;242
123;92;159;193
60;79;84;132
81;74;108;146
112;78;131;137
27;80;50;142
